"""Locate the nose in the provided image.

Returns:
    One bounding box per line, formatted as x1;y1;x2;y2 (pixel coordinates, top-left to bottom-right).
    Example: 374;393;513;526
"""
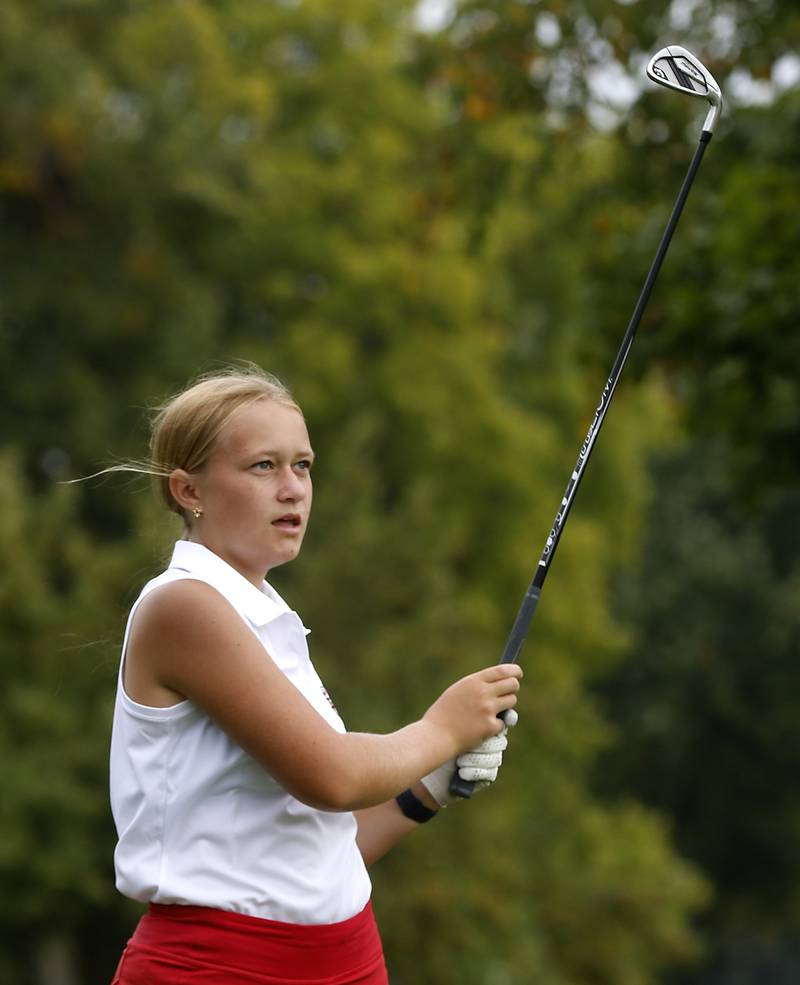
277;466;307;502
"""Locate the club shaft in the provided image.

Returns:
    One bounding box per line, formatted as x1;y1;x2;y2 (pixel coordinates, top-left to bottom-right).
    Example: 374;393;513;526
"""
523;130;713;606
450;130;713;799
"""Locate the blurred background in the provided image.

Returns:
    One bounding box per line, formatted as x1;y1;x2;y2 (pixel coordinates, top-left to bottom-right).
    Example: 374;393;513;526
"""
1;0;798;982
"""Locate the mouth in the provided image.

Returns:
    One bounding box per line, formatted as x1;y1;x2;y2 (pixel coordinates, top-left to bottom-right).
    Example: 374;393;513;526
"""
271;514;302;531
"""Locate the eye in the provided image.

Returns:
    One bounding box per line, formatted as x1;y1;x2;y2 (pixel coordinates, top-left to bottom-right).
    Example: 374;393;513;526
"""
253;460;274;471
294;459;313;472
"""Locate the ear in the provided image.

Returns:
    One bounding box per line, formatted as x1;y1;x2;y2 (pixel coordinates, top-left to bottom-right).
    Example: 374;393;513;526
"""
169;469;201;514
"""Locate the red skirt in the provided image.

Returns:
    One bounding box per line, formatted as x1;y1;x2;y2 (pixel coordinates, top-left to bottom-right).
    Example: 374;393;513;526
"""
111;901;388;985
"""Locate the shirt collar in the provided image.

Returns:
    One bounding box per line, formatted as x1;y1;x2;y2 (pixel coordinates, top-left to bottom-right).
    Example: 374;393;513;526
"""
168;541;292;628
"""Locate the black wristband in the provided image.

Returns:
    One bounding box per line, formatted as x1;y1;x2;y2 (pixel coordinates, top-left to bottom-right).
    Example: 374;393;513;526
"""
395;788;438;824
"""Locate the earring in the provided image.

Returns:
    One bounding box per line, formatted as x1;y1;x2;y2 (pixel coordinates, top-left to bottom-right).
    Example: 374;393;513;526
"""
192;507;203;519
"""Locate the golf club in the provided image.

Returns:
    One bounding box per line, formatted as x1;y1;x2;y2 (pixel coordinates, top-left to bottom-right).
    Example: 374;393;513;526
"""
451;45;723;798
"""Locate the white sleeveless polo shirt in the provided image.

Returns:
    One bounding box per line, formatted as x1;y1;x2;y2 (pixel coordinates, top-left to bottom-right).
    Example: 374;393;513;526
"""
109;540;372;924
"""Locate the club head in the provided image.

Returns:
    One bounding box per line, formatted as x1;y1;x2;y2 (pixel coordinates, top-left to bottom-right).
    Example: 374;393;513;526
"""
647;45;723;134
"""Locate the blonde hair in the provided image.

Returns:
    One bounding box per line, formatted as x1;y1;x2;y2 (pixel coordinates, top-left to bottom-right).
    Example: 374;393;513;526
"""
83;364;301;528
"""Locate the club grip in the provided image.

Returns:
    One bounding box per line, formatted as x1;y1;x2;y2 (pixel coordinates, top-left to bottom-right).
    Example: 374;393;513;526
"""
449;586;540;799
448;774;477;799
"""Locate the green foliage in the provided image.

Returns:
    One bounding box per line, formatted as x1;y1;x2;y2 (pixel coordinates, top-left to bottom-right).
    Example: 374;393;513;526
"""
3;0;797;983
597;444;800;978
0;449;159;981
578;81;800;982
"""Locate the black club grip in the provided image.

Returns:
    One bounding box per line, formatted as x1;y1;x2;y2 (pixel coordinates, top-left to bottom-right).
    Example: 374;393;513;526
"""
448;586;540;799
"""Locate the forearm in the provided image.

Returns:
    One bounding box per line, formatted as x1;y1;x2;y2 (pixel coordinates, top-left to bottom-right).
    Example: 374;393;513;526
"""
318;670;520;811
333;722;456;812
355;713;520;863
355;781;440;865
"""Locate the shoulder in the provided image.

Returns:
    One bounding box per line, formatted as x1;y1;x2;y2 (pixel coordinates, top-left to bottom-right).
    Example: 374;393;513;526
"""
136;575;233;619
128;577;257;682
125;578;250;706
135;577;237;629
126;574;356;809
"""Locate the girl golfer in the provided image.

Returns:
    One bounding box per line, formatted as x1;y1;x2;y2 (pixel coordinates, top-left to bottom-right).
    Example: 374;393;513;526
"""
109;365;522;984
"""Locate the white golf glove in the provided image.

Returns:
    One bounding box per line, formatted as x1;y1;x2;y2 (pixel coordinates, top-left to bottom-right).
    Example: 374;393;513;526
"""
420;709;518;808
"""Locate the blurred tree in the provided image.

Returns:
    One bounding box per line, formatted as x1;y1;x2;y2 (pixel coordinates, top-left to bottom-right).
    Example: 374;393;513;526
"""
0;451;165;982
588;87;800;984
596;443;800;984
7;0;784;983
412;3;800;982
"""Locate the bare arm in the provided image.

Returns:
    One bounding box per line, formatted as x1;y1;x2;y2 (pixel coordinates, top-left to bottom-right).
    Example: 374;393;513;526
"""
355;781;440;866
125;580;522;813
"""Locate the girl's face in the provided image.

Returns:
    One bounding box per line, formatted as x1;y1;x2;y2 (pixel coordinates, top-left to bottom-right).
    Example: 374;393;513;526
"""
184;399;314;585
